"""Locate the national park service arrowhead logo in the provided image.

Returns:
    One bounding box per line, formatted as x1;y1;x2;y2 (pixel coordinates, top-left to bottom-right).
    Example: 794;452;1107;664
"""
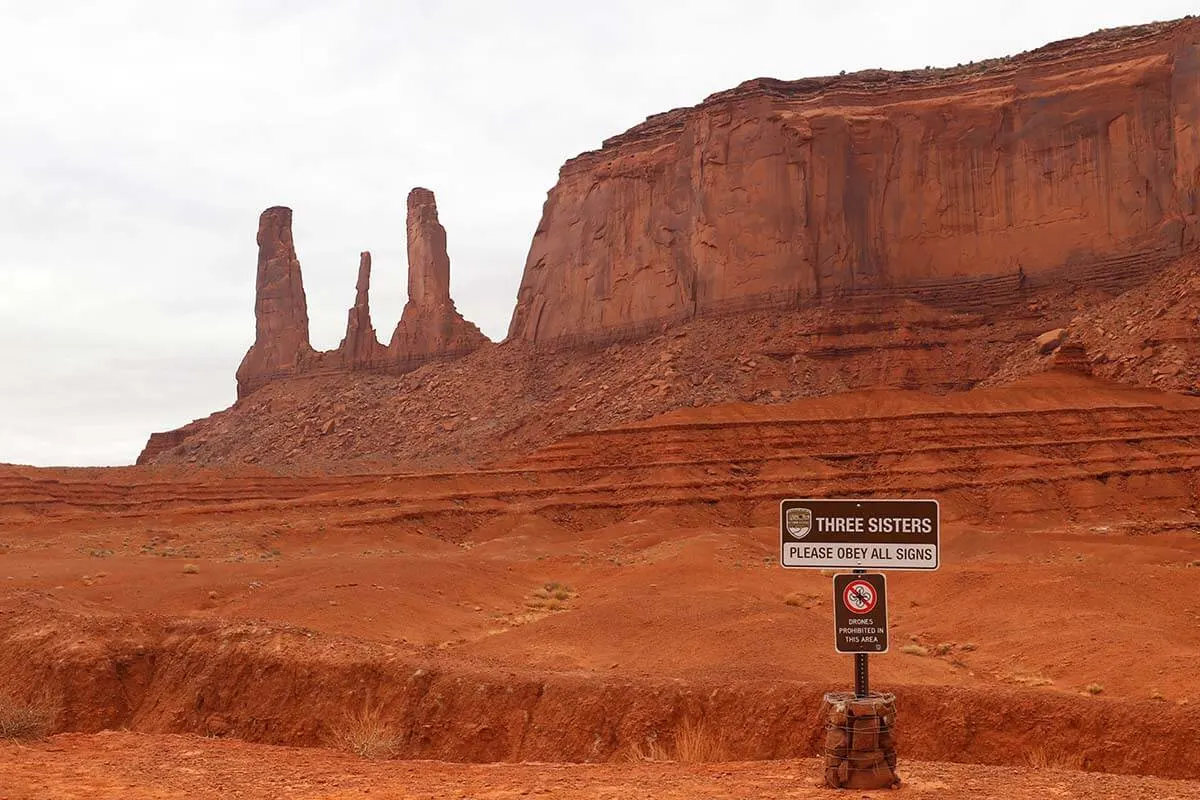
785;507;813;539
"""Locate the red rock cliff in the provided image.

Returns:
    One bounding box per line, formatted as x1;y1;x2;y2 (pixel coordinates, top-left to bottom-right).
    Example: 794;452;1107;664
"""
235;191;487;398
508;18;1200;345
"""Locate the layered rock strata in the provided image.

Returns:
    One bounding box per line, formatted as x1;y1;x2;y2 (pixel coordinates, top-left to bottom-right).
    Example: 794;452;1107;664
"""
235;190;487;398
507;18;1200;346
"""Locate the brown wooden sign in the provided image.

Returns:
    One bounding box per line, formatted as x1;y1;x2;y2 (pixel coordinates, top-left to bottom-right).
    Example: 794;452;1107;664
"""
780;498;939;570
834;573;889;654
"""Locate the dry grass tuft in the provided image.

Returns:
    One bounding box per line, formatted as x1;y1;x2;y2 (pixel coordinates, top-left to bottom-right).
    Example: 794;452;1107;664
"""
627;736;672;762
328;703;400;760
526;581;576;611
1024;744;1085;770
673;718;728;762
900;644;928;657
783;593;804;607
1085;683;1104;696
626;718;729;763
182;563;200;574
0;693;58;741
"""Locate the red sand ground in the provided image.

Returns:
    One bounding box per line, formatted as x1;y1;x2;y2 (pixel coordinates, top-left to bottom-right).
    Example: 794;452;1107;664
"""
2;373;1199;795
3;734;1199;799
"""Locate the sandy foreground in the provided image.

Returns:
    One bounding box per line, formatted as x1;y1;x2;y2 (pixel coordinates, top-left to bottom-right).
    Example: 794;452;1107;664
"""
3;376;1200;796
1;732;1198;800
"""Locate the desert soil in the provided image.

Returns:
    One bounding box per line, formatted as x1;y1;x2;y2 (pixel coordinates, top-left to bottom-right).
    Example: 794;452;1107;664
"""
2;373;1199;795
3;733;1200;799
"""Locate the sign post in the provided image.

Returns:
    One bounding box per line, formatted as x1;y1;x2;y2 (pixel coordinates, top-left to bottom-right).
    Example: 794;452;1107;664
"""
781;498;938;789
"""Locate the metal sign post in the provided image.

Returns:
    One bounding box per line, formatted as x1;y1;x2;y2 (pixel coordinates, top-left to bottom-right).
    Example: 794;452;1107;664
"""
853;569;869;698
787;499;927;791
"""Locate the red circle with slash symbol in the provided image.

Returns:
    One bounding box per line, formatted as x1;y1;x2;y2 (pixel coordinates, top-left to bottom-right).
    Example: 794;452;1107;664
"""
843;580;877;614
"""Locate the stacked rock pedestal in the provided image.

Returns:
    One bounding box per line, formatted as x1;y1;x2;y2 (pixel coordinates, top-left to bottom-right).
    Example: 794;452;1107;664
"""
822;692;900;790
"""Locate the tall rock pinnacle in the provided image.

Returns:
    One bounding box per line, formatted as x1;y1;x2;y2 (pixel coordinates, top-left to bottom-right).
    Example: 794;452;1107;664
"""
405;187;452;307
235;206;314;399
337;251;385;367
390;188;487;358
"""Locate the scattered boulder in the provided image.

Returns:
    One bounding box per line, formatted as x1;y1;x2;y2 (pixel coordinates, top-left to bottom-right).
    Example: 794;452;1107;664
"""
1036;329;1068;354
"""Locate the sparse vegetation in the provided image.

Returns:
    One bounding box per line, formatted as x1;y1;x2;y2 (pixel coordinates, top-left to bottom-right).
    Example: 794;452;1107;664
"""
328;703;400;760
959;642;978;652
1086;683;1104;696
627;718;728;763
900;644;928;657
182;563;200;574
0;693;57;741
1187;560;1200;568
1024;744;1084;770
931;642;954;656
525;581;576;611
1009;674;1054;688
783;593;803;607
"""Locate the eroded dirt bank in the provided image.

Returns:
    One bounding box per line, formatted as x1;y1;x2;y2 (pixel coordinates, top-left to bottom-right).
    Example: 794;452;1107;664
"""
1;598;1197;778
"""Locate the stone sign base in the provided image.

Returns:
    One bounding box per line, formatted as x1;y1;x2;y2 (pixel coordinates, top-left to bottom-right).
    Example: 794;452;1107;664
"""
822;691;900;790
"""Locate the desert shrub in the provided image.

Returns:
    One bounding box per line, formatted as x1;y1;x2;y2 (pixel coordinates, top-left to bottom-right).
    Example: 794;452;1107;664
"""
900;644;928;657
328;703;400;760
0;693;57;741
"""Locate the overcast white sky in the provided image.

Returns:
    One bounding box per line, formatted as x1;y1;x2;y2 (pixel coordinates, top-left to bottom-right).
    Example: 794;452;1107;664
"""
2;1;1195;467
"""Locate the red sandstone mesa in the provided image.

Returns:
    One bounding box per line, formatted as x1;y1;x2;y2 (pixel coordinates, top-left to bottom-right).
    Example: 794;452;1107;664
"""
507;18;1200;345
234;190;487;398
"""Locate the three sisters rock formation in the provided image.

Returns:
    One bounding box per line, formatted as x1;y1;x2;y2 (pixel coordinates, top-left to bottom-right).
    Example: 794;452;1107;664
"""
235;188;486;399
